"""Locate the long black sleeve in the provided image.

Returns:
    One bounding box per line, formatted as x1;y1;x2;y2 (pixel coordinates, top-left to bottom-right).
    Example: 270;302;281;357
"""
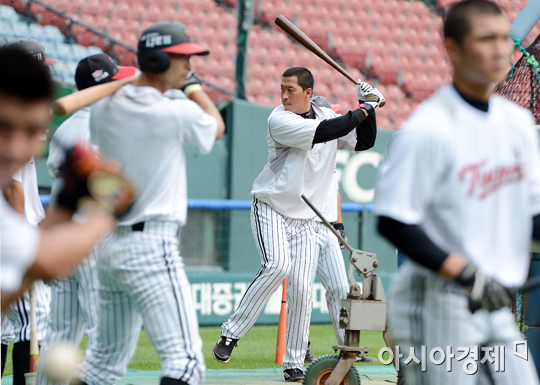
313;108;371;145
378;216;449;272
533;214;540;241
355;112;377;151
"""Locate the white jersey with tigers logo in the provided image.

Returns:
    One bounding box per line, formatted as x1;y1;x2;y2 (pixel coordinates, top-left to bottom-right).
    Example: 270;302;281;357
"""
375;84;540;385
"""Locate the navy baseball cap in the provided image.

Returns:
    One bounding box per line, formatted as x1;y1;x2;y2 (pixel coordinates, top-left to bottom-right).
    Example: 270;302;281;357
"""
138;21;209;56
75;53;136;90
5;38;57;65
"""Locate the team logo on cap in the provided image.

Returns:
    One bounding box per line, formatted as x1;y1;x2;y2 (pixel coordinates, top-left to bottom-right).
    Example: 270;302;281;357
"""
92;70;110;82
140;32;173;49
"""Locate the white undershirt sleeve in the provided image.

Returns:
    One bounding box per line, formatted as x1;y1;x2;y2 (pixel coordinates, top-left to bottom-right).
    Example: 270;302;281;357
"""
11;168;22;183
375;127;450;224
268;112;318;150
1;195;39;293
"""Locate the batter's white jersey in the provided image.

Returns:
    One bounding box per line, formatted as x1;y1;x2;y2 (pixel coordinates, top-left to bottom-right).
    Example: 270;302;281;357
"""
375;85;540;287
251;102;358;219
0;193;39;294
90;84;218;226
11;158;46;226
316;173;339;223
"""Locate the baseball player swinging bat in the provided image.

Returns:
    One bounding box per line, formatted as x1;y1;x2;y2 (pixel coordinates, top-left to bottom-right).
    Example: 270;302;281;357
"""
275;15;385;108
51;75;138;116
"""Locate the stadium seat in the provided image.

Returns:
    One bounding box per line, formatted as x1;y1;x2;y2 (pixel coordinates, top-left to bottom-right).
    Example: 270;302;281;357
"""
43;24;63;42
0;4;19;22
0;21;12;37
11;21;30;38
70;44;88;61
55;42;74;61
28;23;45;40
41;41;58;58
87;46;103;55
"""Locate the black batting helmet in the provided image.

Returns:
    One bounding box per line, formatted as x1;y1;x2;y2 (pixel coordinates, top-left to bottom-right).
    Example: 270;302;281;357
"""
137;21;209;74
5;38;57;65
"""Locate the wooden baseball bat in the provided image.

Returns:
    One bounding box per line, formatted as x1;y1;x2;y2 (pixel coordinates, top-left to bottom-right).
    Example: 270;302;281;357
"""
29;287;39;373
51;75;139;116
275;15;385;107
275;279;287;364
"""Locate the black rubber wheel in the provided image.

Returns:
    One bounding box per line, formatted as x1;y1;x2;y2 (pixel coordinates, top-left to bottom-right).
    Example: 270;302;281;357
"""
303;354;361;385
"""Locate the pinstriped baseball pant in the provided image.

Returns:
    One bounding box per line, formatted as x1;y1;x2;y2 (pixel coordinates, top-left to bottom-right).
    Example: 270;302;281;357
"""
313;222;349;346
221;198;317;370
77;222;205;385
1;313;14;345
390;261;540;385
3;280;49;344
35;251;100;385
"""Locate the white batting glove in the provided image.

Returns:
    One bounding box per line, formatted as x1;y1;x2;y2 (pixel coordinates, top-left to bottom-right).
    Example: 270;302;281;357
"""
355;81;385;109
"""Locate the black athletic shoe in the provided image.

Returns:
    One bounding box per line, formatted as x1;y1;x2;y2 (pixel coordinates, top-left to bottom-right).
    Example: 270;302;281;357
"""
284;368;303;382
304;346;316;363
212;336;238;363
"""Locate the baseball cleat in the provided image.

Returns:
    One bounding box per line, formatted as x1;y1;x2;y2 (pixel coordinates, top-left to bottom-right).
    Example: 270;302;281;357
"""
284;368;304;382
212;336;238;363
304;346;316;363
356;351;378;363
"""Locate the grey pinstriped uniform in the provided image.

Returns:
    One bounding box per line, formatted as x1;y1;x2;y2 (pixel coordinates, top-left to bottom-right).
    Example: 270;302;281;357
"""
76;222;204;385
35;107;101;385
35;251;100;385
1;313;14;345
221;103;360;370
312;222;348;346
76;85;218;385
4;281;49;344
390;262;540;385
221;198;317;370
4;160;49;349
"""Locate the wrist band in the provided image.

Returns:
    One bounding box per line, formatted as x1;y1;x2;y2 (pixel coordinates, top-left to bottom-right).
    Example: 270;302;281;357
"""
184;84;203;98
358;103;375;115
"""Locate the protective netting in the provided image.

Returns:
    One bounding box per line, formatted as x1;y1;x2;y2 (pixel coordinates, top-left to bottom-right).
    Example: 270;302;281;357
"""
496;35;540;124
496;35;540;329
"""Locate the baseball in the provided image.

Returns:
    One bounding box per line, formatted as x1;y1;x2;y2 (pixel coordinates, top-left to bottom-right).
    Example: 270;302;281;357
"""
42;340;82;383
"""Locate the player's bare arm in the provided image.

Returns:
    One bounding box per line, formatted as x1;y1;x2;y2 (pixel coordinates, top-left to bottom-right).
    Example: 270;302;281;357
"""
2;179;24;214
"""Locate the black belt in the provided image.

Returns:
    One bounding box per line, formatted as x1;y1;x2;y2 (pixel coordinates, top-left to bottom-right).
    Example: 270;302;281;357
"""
131;222;145;232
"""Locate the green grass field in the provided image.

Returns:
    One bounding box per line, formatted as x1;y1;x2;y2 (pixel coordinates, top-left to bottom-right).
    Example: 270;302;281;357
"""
2;324;385;377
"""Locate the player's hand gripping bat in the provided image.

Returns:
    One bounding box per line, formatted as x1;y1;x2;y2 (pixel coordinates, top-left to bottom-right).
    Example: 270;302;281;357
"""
275;15;385;108
51;75;138;116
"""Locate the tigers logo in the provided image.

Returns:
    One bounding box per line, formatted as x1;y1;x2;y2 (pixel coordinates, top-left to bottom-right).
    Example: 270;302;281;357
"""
459;160;523;199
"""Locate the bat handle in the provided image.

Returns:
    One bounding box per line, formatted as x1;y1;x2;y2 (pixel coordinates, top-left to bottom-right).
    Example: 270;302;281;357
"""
30;287;39;372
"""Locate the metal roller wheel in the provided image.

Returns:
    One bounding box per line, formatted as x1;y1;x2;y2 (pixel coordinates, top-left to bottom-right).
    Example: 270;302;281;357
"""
303;354;361;385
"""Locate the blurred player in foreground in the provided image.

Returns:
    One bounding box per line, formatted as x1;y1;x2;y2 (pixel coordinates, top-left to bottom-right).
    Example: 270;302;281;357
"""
1;37;54;385
375;0;540;383
214;67;383;382
34;54;136;385
0;47;132;309
73;21;224;385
